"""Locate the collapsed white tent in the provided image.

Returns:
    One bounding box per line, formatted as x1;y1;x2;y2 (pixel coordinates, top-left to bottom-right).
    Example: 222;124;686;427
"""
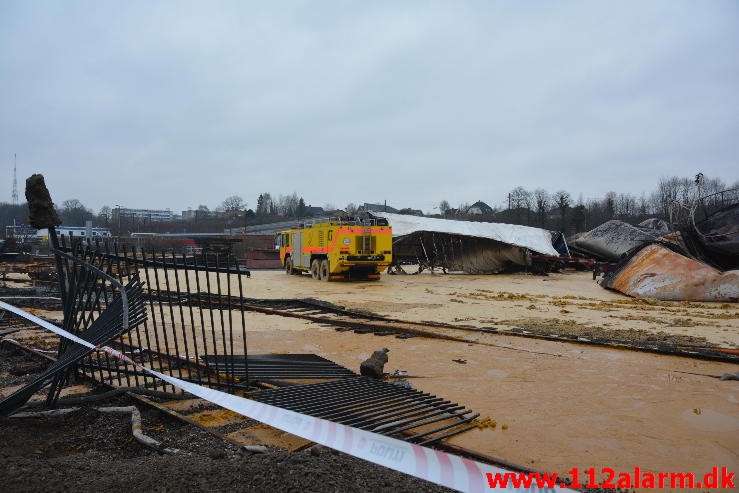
371;212;558;274
372;212;559;256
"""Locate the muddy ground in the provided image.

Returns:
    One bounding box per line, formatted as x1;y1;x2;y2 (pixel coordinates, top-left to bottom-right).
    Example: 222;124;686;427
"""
1;271;736;492
137;268;738;347
0;346;451;493
0;345;639;493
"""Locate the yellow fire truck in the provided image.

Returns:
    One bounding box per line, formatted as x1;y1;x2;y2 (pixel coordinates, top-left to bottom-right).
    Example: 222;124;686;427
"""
278;218;392;281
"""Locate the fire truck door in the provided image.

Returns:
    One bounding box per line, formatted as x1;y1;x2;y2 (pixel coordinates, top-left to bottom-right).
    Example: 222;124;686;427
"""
293;232;303;267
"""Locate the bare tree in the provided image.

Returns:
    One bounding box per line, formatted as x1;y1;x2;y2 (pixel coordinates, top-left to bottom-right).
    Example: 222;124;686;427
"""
60;199;93;226
508;187;532;210
553;190;570;210
98;206;111;220
277;192;300;217
533;189;549;227
603;191;617;219
439;200;451;215
615;193;637;219
221;195;245;212
650;176;692;218
97;206;112;226
700;176;728;206
553;190;571;231
508;186;532;224
572;200;587;232
256;193;273;216
638;193;650;216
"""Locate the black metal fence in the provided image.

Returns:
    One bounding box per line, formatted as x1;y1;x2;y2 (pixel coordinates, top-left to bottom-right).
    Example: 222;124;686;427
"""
12;230;479;446
51;235;250;397
248;376;479;446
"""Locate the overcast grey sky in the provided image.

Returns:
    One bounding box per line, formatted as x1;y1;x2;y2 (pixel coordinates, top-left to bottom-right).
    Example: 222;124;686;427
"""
1;1;737;214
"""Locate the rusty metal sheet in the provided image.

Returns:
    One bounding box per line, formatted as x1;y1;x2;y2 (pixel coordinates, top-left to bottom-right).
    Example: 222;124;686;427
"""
602;243;739;302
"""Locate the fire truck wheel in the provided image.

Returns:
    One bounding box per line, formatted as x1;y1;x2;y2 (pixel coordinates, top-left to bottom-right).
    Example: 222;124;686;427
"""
310;259;321;279
285;257;294;275
320;259;330;281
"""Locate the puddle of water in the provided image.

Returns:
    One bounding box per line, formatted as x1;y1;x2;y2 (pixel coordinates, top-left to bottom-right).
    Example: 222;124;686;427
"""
681;409;739;432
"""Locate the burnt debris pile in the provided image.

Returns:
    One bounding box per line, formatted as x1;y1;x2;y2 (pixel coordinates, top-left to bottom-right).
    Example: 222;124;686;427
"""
569;190;738;302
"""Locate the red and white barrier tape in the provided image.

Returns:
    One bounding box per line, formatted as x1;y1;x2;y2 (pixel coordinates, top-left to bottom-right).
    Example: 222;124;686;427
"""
0;301;570;492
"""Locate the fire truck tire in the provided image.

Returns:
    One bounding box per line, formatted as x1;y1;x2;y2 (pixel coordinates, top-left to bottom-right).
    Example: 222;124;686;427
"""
310;259;321;279
320;259;330;281
285;257;294;275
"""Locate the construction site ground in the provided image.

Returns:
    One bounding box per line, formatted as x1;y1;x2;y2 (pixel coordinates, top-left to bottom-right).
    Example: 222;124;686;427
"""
2;269;738;491
243;270;739;488
0;345;450;493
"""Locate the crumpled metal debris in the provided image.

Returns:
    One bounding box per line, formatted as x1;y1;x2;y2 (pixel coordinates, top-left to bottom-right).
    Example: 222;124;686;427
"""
570;219;667;262
602;243;739;302
691;203;739;270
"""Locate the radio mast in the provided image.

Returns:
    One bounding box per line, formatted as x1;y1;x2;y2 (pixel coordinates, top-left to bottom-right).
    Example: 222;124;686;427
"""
11;153;18;206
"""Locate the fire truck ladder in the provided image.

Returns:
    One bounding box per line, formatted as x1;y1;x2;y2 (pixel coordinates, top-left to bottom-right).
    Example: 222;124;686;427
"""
360;221;373;254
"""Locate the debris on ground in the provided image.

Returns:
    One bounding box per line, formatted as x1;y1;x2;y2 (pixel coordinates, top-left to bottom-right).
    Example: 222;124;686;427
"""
0;345;452;493
359;348;389;379
602;243;738;302
569;219;667;262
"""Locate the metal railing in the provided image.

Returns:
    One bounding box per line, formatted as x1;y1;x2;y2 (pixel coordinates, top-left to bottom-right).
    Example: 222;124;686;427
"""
52;235;250;395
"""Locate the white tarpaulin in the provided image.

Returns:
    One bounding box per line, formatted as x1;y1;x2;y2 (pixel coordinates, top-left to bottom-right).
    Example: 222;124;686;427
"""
373;212;559;257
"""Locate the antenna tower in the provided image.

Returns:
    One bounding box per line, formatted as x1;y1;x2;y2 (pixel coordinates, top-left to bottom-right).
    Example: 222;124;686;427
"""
11;153;19;206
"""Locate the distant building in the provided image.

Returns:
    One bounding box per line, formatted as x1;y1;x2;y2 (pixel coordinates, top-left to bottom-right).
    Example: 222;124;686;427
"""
113;207;173;222
398;208;424;216
5;222;37;241
467;201;494;215
361;203;399;213
182;208;217;221
36;226;112;240
304;205;325;216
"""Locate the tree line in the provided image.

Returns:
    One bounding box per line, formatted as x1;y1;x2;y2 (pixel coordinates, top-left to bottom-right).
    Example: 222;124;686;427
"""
0;191;316;236
440;174;737;233
1;174;736;238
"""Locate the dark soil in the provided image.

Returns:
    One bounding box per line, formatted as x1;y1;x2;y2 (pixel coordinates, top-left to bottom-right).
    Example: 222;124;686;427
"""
1;408;453;492
0;346;451;493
